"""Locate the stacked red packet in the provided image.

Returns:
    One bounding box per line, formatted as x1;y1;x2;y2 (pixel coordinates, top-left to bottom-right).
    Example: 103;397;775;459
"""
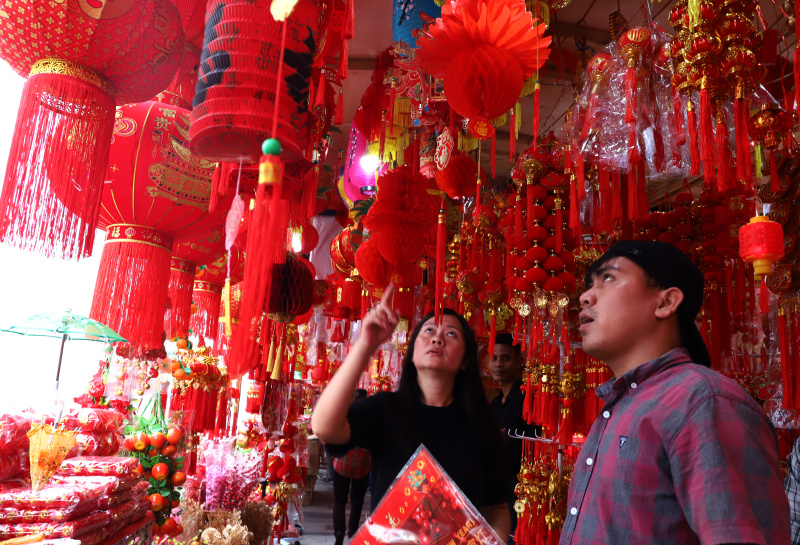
350;446;505;545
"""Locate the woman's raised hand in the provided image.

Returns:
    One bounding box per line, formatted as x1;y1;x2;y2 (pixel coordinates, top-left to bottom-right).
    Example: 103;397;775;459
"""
359;284;399;352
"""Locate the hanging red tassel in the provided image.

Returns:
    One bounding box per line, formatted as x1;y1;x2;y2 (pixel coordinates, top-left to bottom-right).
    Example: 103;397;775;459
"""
334;89;344;125
379;111;387;160
533;81;540;144
490;131;496;178
526;181;534;232
770;149;780;193
624;65;637;123
734;86;749;184
337;39;349;80
581;93;599;141
759;278;770;314
611;169;622;226
488;312;497;357
673;87;685;146
715;110;733;194
687;100;701;176
778;310;792;410
554;199;563;254
412;130;420;174
509;106;516;163
795;0;800;122
165;257;196;339
569;174;580;235
435;205;447;325
515;192;524;244
576;153;585;193
699;86;715;187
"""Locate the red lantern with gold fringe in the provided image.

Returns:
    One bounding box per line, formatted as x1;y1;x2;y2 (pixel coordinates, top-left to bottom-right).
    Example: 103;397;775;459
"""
91;98;229;350
165;229;225;339
191;247;245;342
0;0;185;260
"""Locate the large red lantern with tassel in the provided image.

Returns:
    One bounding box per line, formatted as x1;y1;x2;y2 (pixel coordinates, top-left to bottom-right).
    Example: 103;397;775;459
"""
267;254;315;323
91;99;229;350
189;0;319;162
0;0;185;260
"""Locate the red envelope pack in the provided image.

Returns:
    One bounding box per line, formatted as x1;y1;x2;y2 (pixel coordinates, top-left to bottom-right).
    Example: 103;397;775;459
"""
0;511;111;539
78;527;109;545
97;481;148;510
0;497;100;523
0;480;108;510
350;446;505;545
0;452;22;482
56;457;138;478
59;410;124;433
50;475;140;496
104;499;150;536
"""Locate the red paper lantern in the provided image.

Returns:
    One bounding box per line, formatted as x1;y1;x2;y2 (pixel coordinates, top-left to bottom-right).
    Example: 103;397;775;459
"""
267;254;314;323
0;0;185;259
355;237;389;287
435;151;485;199
91;99;229;349
189;0;320;162
739;216;784;276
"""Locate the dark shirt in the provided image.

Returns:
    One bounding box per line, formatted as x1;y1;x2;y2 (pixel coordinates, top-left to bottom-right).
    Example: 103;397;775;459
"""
329;391;507;512
490;378;540;502
559;348;790;545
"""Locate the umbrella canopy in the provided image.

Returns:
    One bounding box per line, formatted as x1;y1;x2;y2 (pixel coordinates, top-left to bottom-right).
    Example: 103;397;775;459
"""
1;310;127;343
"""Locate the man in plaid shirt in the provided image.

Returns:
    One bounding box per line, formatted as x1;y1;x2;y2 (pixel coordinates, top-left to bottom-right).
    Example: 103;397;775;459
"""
559;241;790;545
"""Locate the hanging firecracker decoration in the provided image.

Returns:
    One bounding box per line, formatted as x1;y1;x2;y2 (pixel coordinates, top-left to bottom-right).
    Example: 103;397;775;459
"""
0;0;185;260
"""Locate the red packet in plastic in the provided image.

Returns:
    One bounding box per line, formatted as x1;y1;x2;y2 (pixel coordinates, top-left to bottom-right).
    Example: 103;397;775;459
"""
0;480;108;510
0;497;100;523
78;527;109;545
56;457;138;478
0;415;33;454
0;511;111;539
350;446;505;545
98;481;148;510
50;474;141;495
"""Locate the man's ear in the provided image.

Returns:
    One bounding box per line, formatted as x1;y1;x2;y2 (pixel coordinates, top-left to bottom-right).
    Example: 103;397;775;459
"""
654;287;684;319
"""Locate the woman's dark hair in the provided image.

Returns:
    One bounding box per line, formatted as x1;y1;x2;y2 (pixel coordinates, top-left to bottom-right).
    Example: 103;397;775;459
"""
392;308;504;466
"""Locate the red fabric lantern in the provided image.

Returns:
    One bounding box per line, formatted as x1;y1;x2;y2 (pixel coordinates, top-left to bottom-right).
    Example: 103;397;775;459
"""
362;165;437;266
91;99;229;349
0;0;185;259
164;229;225;339
189;0;320;162
739;215;784;314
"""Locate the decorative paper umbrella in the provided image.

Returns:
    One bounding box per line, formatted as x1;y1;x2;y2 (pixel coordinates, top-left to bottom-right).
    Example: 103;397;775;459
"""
0;0;185;260
0;311;127;393
27;424;76;492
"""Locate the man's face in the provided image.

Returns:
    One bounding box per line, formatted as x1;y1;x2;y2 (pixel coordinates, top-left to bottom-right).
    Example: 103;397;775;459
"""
489;344;522;384
578;257;664;363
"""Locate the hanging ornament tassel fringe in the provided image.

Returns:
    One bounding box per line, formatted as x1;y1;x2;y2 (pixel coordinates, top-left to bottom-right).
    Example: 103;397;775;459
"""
569;174;580;235
673;87;685;146
734;85;750;184
715;110;733;194
335;89;344;125
687;100;701;176
699;85;715;187
533;82;540;144
509;106;516;163
434;206;447;325
190;281;223;341
490;131;496;178
769;149;780;194
90;225;173;350
0;65;116;259
165;257;195;339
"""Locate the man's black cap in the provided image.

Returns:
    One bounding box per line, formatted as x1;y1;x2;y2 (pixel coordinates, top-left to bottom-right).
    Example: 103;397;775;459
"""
585;240;711;368
494;333;514;346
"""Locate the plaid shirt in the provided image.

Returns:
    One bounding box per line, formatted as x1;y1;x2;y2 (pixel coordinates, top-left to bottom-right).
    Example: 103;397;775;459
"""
559;348;790;545
332;447;371;479
784;439;800;544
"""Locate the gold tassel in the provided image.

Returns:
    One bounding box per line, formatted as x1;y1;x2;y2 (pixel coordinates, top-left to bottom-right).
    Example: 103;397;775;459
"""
271;331;285;380
224;278;232;337
514;102;522;139
266;331;276;373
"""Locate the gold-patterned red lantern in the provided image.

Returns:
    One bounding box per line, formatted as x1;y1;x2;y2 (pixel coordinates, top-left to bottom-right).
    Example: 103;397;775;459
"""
0;0;185;260
91;99;229;350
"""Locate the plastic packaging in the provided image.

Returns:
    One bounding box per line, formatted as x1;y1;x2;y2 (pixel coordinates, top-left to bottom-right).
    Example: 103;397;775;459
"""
55;457;138;478
0;481;108;510
0;415;33;454
0;498;100;523
0;512;111;540
202;439;263;512
349;445;504;545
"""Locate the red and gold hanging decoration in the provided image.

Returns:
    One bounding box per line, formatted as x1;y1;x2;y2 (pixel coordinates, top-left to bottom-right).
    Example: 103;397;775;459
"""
0;0;185;259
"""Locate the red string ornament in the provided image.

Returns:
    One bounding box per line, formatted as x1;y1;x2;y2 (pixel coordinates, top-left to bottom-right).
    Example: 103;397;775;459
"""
618;27;652;166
